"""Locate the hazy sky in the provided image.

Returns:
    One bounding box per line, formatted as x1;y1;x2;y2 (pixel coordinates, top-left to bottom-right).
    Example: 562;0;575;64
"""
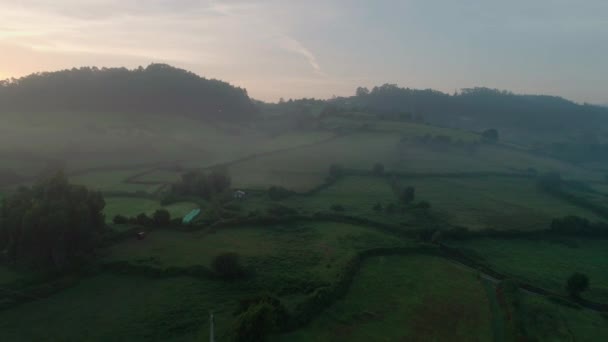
0;0;606;103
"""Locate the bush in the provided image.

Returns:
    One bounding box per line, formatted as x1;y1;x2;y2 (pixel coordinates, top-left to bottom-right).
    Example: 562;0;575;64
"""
232;302;278;342
330;204;345;212
211;253;246;280
135;213;153;227
152;209;171;226
113;215;129;224
566;272;589;298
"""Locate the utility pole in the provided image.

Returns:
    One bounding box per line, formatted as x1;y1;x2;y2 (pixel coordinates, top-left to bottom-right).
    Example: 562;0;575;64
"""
209;310;215;342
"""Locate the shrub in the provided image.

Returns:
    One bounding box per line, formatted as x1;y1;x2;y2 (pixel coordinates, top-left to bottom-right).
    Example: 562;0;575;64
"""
566;273;589;299
152;209;171;226
113;215;129;224
135;213;153;227
232;302;277;342
211;253;246;280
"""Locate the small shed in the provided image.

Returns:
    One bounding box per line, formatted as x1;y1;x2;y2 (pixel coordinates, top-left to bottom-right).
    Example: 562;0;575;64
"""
233;190;246;199
182;208;201;224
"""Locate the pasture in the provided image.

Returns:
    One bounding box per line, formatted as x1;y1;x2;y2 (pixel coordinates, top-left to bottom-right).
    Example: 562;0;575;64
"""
449;238;608;302
103;222;406;291
279;255;494;341
400;176;602;230
520;293;608;341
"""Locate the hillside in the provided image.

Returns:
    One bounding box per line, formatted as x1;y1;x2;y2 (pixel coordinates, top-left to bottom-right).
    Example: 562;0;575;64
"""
0;64;258;121
331;85;608;144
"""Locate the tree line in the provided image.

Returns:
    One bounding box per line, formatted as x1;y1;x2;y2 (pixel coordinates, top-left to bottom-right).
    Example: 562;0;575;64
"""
0;64;258;121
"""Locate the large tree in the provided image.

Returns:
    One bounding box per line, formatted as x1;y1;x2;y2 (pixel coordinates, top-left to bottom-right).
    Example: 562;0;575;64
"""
566;272;589;299
0;172;105;269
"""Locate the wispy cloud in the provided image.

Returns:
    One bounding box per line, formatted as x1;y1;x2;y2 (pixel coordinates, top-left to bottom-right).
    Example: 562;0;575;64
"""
278;34;324;76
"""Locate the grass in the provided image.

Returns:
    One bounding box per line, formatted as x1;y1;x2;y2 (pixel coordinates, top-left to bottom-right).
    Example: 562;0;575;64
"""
228;132;402;191
103;197;198;222
278;254;493;341
521;292;608;341
102;221;410;301
320;116;480;142
102;222;406;290
0;274;250;341
0;266;21;286
449;238;608;302
402;176;602;230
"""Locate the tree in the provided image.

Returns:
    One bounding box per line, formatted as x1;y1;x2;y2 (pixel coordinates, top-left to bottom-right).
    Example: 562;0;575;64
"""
0;172;105;269
372;163;385;176
135;213;153;227
482;128;499;143
152;209;171;226
211;252;246;280
113;215;128;224
171;169;231;199
401;186;415;204
356;86;370;97
566;272;589;298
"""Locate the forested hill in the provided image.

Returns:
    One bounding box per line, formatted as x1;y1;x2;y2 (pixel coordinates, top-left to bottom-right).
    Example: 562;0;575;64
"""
0;64;258;121
334;85;608;142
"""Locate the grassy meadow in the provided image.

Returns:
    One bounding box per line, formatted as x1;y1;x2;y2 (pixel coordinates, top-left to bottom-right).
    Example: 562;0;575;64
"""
449;238;608;302
278;255;494;341
400;176;602;230
3;111;608;342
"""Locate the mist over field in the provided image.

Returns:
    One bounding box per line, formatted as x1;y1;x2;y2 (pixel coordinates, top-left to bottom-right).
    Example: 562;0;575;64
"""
1;1;608;341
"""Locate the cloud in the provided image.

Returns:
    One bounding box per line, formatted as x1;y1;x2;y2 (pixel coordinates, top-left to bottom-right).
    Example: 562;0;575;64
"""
277;34;324;76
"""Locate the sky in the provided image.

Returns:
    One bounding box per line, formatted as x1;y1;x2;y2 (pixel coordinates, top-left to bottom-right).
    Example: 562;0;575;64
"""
0;0;606;104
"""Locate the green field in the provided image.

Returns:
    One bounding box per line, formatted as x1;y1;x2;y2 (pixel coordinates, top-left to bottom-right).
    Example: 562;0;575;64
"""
279;255;493;341
401;176;602;230
449;238;608;302
228;133;402;191
0;274;244;341
103;222;406;290
103;197;198;222
4;108;608;342
520;293;608;341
